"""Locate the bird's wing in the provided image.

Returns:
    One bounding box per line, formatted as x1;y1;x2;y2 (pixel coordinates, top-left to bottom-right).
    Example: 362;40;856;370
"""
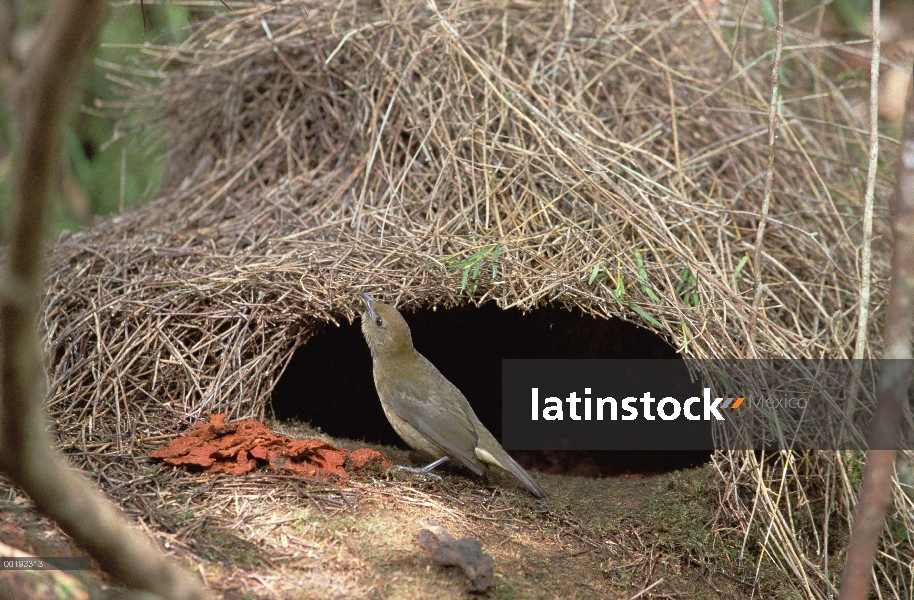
381;357;484;474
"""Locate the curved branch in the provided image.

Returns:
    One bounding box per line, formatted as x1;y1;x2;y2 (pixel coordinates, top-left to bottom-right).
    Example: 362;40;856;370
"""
0;1;210;598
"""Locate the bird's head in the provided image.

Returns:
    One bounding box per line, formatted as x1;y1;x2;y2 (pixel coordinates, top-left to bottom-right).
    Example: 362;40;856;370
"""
360;293;414;358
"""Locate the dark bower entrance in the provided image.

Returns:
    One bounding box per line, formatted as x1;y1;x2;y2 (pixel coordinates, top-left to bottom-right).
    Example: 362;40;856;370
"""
271;304;710;477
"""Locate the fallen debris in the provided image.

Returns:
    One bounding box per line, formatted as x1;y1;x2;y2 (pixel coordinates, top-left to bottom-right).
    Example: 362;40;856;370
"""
150;413;389;480
416;524;494;593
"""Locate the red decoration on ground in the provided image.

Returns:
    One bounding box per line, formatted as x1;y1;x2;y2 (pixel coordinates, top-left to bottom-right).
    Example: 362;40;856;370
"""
150;414;389;480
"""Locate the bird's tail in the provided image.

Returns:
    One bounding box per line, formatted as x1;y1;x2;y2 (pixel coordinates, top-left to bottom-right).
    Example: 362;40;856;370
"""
475;430;547;498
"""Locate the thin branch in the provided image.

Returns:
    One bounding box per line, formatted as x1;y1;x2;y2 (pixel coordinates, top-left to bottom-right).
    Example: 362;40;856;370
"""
0;0;210;598
845;0;882;442
852;0;881;362
748;0;784;357
838;58;914;600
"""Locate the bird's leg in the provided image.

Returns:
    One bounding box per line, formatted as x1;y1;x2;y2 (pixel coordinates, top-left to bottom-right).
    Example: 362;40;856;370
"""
395;456;449;482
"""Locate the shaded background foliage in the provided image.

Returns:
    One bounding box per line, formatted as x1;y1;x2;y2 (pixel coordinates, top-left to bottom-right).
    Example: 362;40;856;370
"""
0;1;205;233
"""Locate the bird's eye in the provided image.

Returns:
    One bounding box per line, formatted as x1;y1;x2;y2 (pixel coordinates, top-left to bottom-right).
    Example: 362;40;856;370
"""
375;316;383;327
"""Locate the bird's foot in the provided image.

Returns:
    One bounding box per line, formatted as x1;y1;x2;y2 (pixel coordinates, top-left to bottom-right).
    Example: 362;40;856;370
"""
395;456;449;482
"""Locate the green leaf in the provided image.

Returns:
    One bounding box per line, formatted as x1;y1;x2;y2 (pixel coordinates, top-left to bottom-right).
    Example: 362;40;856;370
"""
676;269;699;307
613;274;625;299
461;268;470;291
634;251;660;302
733;255;749;283
635;251;647;281
588;264;602;285
450;255;480;269
755;405;788;440
675;269;690;294
471;256;484;279
629;304;662;328
448;245;496;269
716;373;735;396
491;245;501;278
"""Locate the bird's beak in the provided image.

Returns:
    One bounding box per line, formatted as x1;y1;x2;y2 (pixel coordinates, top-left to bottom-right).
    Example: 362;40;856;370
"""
361;293;377;319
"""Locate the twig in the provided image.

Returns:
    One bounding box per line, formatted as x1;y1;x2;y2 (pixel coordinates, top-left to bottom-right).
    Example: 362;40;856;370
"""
845;0;882;449
748;0;784;356
851;0;880;363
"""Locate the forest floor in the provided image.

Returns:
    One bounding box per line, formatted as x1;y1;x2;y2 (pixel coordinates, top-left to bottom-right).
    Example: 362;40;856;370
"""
0;420;803;599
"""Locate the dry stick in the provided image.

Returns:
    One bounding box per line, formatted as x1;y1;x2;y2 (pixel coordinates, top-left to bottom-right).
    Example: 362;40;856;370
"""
353;32;429;238
852;0;881;361
0;0;210;598
848;0;881;416
838;65;914;600
748;0;783;357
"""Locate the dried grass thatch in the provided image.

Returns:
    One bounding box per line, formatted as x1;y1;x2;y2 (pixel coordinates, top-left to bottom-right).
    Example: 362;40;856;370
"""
38;0;910;597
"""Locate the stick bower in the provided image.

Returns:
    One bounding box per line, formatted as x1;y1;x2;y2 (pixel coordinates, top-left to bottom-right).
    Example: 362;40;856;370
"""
41;0;909;597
